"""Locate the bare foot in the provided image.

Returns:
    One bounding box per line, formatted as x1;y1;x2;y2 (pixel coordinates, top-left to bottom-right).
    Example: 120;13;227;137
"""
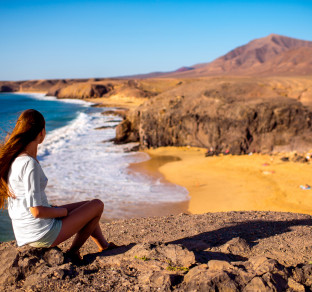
99;242;121;252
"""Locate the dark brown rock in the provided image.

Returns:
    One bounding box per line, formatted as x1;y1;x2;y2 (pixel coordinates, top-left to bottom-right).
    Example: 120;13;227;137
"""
292;154;309;163
2;211;312;291
280;156;289;162
55;83;114;99
43;248;64;266
248;256;280;276
0;243;70;290
287;278;305;292
183;267;239;292
243;276;269;291
122;243;196;268
0;242;19;286
0;85;15;92
101;109;128;118
293;264;312;287
117;81;312;153
94;125;116;130
115;119;140;144
220;237;251;255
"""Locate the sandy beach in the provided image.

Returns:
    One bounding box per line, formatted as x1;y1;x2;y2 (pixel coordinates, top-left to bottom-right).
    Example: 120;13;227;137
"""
86;94;312;217
139;147;312;215
86;94;146;109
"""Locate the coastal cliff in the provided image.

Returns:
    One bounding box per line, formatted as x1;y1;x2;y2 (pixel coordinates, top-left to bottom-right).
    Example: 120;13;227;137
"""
0;79;161;100
116;78;312;154
2;76;312;154
1;211;312;291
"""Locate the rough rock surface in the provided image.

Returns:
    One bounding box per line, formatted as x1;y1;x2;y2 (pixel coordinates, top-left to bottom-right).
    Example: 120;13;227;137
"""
51;83;114;99
1;211;312;291
2;77;312;154
116;80;312;154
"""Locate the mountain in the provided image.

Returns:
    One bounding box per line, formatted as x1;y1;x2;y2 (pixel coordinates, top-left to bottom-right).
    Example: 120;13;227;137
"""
118;66;195;79
134;34;312;78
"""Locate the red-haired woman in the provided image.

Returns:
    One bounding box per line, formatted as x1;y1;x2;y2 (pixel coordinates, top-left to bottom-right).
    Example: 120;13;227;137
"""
0;109;113;260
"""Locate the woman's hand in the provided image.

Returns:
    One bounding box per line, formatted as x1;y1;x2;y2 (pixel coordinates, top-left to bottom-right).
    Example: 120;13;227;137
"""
30;206;68;219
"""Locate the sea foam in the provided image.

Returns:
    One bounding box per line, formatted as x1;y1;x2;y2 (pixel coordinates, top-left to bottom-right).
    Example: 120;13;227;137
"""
38;110;189;218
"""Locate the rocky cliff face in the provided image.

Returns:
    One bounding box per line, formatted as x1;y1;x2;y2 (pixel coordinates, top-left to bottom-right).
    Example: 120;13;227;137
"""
116;80;312;154
0;78;159;100
47;83;114;99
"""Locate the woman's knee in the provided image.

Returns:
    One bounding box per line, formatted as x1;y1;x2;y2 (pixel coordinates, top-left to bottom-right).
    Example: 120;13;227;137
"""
91;199;104;213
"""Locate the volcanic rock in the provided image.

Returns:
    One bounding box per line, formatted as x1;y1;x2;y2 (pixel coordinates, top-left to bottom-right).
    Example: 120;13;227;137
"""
0;85;15;92
1;211;312;291
53;83;114;99
116;80;312;154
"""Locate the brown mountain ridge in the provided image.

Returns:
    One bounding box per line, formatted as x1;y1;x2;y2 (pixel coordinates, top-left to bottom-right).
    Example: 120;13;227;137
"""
131;34;312;78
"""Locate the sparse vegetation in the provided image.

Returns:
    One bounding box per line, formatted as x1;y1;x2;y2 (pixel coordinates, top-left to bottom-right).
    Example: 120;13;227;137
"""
134;255;150;261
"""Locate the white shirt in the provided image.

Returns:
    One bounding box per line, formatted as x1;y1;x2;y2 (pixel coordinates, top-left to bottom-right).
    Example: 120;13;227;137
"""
7;155;55;246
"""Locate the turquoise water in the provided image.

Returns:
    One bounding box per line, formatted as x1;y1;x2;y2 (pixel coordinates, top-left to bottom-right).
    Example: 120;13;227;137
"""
0;93;88;136
0;92;89;242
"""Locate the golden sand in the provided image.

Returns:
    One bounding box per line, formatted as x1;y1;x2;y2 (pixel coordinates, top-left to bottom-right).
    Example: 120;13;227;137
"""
142;147;312;215
86;94;146;109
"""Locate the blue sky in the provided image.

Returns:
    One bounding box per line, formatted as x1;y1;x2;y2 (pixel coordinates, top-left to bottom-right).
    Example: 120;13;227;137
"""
0;0;311;80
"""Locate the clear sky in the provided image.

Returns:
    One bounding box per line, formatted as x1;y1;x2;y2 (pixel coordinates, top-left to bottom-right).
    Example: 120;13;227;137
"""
1;0;311;80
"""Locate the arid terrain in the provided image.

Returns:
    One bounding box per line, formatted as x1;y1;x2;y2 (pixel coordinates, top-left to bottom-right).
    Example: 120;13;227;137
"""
1;211;312;291
2;35;312;154
1;34;312;291
122;34;312;78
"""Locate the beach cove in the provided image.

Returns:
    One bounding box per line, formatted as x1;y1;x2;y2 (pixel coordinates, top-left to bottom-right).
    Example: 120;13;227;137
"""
87;94;312;217
138;147;312;216
3;91;312;227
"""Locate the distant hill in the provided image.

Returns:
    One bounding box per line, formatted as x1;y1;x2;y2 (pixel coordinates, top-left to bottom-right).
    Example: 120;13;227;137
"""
119;66;195;79
131;34;312;78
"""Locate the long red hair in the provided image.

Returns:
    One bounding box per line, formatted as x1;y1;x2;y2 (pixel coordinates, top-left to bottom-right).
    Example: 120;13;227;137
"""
0;109;45;208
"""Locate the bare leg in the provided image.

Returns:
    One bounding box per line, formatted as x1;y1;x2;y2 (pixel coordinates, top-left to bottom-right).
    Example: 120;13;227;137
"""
57;201;109;250
51;199;109;253
90;224;109;252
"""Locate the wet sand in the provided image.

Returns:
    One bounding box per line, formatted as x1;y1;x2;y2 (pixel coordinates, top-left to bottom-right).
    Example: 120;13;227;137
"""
141;147;312;215
128;154;190;217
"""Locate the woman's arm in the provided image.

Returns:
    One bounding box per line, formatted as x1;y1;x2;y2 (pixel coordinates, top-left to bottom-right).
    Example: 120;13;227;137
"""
30;206;68;219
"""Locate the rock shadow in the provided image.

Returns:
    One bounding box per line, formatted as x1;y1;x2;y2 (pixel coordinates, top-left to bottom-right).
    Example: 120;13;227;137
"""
167;218;312;263
83;243;135;265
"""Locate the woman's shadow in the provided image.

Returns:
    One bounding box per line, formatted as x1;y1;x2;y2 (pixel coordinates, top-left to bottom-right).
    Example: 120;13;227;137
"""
167;218;312;263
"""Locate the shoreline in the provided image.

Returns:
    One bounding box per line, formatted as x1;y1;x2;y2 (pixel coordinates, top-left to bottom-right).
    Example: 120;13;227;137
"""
127;153;190;215
68;93;312;217
142;146;312;215
85;94;192;218
11;92;312;218
1;92;191;223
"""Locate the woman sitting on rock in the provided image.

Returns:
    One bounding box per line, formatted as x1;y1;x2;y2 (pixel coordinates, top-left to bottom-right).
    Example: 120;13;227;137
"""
0;109;115;260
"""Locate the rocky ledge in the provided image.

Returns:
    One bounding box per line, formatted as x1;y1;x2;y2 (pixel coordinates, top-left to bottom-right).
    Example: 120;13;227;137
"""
1;211;312;291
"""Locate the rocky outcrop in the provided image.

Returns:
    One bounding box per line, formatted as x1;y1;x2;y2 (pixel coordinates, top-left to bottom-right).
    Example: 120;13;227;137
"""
116;80;312;154
48;83;114;99
0;85;15;92
1;211;312;291
115;115;140;144
0;83;20;92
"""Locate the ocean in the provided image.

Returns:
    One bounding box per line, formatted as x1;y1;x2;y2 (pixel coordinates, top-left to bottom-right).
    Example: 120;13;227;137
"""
0;93;189;242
